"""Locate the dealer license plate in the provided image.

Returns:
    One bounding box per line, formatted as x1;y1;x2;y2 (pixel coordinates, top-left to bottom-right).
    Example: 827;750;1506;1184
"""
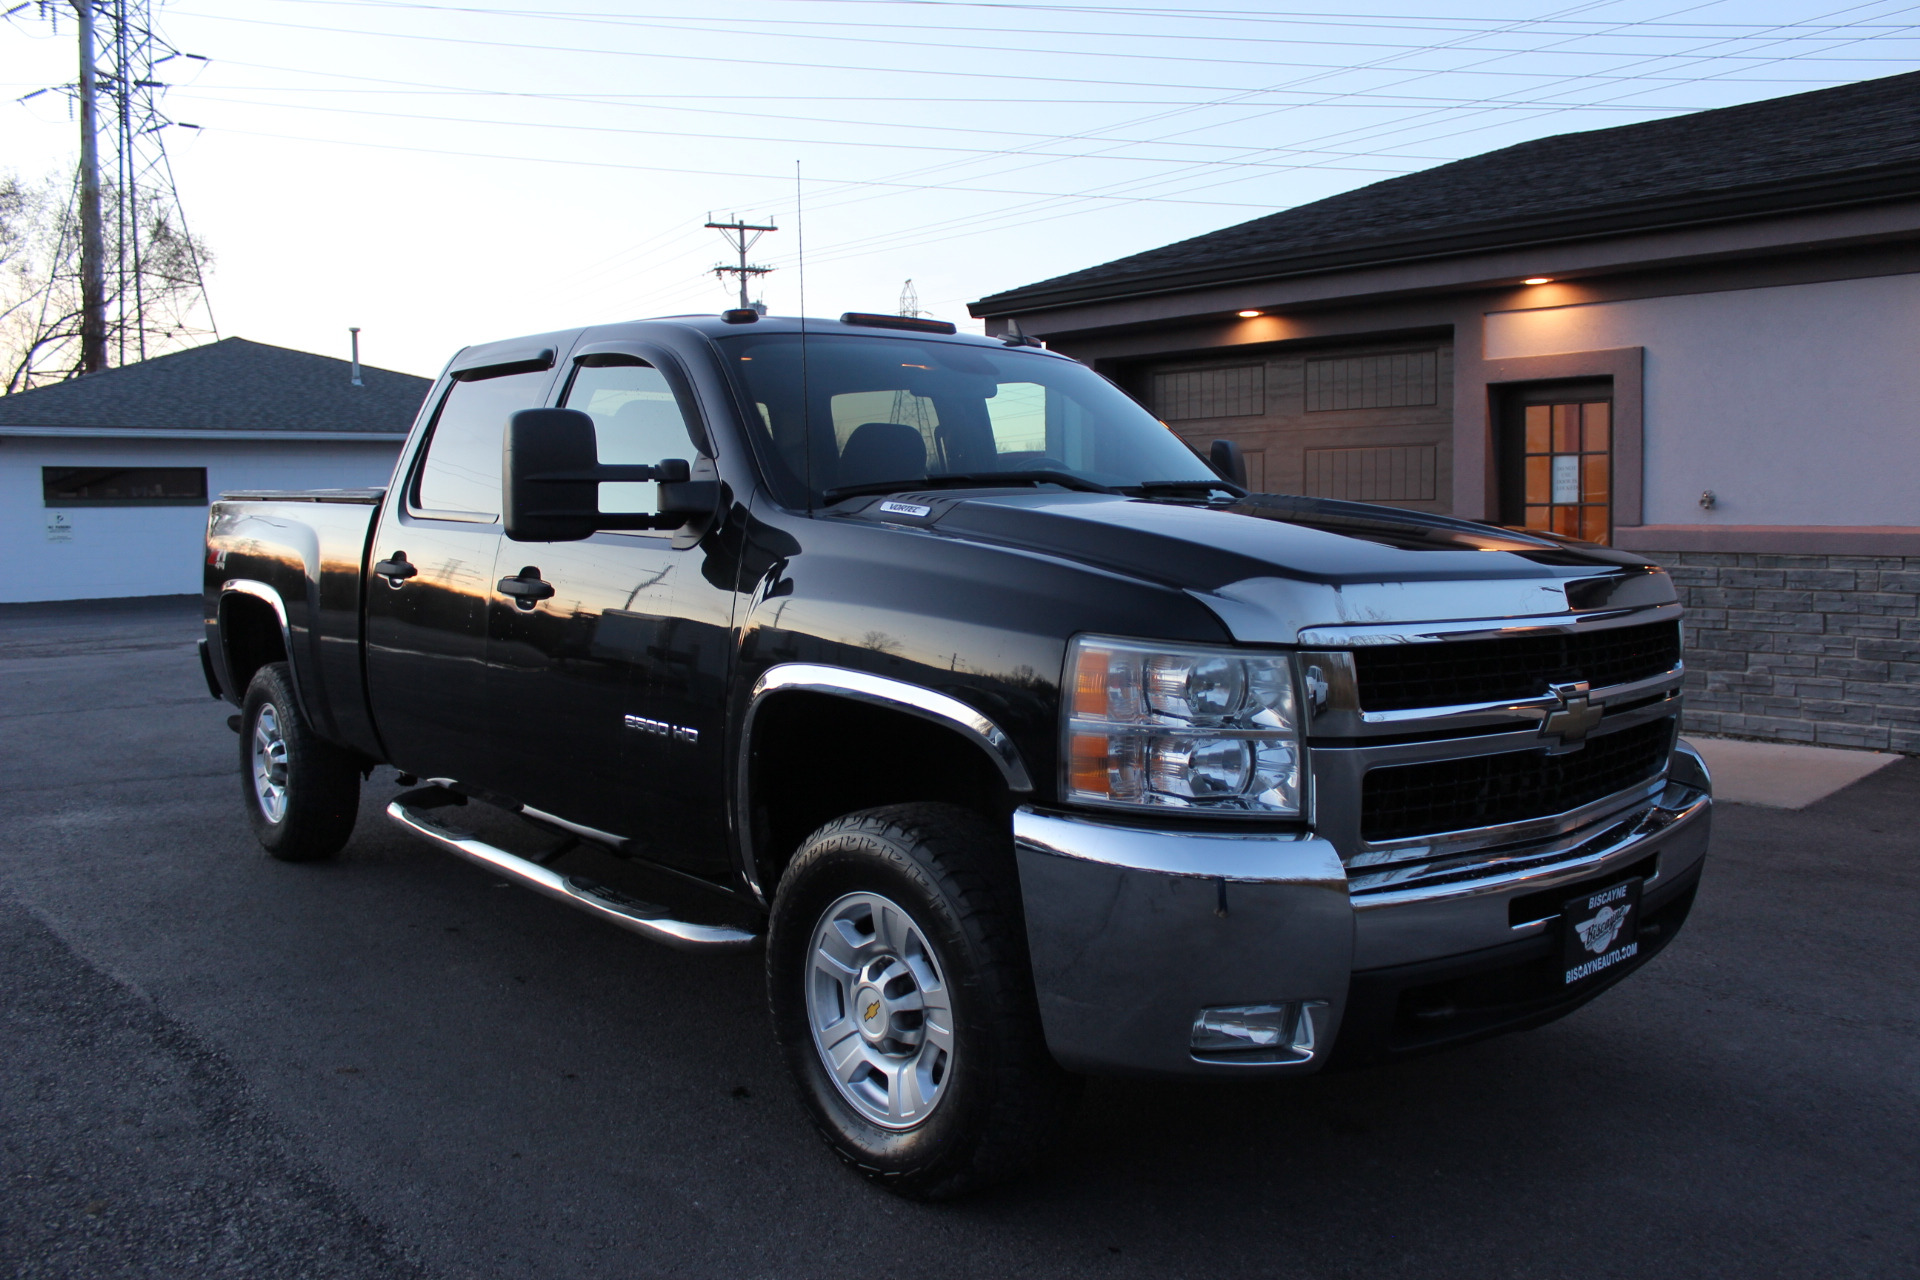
1561;877;1642;986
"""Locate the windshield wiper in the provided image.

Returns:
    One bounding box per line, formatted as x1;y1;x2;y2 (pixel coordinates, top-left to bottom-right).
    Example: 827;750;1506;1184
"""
822;470;1118;504
1119;479;1247;499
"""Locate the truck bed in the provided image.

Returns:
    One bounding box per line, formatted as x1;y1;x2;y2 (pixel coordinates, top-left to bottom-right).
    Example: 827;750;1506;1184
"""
204;490;387;760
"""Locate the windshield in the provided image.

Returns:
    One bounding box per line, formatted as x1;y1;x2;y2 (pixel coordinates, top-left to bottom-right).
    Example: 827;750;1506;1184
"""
716;332;1223;507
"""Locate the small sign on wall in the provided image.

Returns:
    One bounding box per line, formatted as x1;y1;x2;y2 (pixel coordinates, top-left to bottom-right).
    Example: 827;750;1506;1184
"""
1551;455;1581;504
45;511;73;542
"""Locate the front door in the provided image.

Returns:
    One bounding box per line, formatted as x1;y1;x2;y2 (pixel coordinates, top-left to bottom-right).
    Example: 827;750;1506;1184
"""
1497;381;1614;545
364;363;554;789
486;345;740;876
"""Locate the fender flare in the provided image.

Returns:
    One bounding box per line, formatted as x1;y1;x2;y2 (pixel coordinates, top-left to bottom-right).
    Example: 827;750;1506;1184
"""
735;663;1035;899
218;579;311;722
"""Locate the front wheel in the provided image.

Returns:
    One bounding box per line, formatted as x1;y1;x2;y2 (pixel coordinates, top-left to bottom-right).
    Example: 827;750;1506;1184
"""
767;803;1079;1199
240;662;359;861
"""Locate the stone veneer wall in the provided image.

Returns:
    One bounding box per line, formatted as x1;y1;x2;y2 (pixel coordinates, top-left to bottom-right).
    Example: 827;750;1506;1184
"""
1644;551;1920;753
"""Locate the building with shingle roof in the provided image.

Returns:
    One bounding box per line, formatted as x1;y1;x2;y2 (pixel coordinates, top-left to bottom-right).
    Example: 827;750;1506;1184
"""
972;71;1920;753
1;337;429;603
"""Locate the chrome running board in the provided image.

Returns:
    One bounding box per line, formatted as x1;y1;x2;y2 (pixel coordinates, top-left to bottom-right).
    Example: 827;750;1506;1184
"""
385;800;760;953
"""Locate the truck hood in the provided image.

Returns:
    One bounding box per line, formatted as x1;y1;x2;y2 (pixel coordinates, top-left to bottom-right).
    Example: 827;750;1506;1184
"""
852;489;1674;644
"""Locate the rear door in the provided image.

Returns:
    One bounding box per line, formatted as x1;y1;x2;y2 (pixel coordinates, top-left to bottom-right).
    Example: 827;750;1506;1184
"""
486;342;739;875
364;348;560;788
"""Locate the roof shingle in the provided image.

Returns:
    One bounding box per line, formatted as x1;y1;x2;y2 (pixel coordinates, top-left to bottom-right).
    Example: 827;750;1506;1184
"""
0;337;432;434
973;71;1920;314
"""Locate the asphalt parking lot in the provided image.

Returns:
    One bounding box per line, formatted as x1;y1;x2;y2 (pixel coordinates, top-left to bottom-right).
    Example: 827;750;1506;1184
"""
3;597;1916;1280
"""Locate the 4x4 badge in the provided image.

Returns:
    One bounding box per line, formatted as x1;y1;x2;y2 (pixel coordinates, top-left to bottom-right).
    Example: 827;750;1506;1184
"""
1540;680;1603;752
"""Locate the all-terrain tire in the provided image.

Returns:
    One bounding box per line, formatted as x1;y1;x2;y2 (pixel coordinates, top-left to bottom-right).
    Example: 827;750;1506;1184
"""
767;802;1079;1199
239;662;359;861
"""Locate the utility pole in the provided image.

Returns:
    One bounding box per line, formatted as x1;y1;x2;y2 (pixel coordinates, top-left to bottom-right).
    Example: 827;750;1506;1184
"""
76;1;107;375
11;0;215;386
898;279;921;318
705;214;776;311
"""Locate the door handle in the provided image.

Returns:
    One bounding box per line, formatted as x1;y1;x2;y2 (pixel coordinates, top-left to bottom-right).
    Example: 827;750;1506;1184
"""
498;566;555;608
373;551;417;586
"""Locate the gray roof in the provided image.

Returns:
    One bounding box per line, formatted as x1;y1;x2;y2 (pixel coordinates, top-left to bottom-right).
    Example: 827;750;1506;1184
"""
973;70;1920;316
0;337;432;435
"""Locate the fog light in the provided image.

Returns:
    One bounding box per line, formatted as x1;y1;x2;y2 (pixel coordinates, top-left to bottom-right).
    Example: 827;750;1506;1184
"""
1190;1001;1326;1062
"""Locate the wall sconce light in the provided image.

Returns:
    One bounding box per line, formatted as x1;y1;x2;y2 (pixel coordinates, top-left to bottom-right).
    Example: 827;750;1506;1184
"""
1522;277;1553;286
1699;490;1718;511
1237;310;1263;318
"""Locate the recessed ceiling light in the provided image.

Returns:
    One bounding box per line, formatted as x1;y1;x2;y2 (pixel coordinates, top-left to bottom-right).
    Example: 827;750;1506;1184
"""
1237;309;1263;318
1522;277;1553;285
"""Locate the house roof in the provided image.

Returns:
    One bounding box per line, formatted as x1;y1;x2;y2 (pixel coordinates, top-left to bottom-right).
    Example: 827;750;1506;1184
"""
971;71;1920;317
0;337;432;436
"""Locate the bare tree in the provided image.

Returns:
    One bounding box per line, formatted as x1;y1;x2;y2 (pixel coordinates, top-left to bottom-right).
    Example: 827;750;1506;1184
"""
1;169;214;393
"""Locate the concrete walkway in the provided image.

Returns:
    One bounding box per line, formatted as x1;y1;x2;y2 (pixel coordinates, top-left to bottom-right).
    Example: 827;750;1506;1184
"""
1683;735;1902;809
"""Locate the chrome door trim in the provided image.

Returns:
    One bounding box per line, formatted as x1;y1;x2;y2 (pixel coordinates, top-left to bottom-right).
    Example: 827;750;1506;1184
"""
735;663;1035;900
520;803;629;849
1297;602;1680;650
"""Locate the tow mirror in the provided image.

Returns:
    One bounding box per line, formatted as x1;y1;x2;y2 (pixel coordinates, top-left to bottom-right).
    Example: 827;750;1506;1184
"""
503;408;718;542
1209;438;1249;489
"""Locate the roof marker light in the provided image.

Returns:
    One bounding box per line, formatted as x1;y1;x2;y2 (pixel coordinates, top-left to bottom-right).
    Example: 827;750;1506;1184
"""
1237;310;1263;318
1522;277;1554;285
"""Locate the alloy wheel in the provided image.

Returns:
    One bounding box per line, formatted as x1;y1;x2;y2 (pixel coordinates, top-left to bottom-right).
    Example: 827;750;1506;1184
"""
251;703;289;824
805;890;955;1130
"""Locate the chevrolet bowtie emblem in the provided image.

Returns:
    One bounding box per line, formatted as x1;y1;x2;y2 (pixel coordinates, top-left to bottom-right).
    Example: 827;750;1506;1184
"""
1540;680;1603;752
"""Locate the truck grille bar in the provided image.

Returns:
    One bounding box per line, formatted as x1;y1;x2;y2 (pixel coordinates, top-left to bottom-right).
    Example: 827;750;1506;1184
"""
1359;717;1674;843
1350;618;1680;712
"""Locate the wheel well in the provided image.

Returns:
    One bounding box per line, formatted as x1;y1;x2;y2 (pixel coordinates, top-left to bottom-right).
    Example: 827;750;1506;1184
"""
220;594;287;698
746;691;1016;896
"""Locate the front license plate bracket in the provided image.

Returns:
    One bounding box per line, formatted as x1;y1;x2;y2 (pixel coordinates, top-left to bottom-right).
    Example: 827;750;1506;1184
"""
1562;876;1642;985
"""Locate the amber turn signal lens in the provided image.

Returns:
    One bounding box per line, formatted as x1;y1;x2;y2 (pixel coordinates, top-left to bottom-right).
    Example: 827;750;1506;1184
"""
1073;646;1109;717
1069;732;1111;796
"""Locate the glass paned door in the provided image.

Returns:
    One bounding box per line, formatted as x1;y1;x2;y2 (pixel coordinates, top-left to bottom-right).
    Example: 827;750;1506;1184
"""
1518;399;1611;544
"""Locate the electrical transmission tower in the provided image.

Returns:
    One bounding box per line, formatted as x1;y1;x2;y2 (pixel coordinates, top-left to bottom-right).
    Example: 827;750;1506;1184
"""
705;214;776;312
10;0;216;385
898;279;921;318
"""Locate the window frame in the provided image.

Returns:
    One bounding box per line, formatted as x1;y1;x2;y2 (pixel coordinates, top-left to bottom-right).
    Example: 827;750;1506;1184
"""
1495;378;1615;545
404;366;559;524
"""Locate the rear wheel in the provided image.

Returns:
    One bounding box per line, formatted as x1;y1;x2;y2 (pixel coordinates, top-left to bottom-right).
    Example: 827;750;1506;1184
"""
240;662;359;861
767;803;1078;1199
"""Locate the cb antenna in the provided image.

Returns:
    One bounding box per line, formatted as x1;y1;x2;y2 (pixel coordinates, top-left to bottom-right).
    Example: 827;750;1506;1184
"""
796;160;812;510
705;213;776;311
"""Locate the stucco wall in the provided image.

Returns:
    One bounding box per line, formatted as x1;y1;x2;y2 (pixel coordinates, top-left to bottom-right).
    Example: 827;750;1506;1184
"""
1483;272;1920;528
0;436;401;603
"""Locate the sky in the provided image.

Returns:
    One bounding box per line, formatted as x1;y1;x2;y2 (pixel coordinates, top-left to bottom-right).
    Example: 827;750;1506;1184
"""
6;0;1920;377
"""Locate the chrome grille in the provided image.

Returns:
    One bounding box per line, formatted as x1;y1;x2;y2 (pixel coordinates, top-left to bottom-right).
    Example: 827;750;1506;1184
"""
1351;619;1680;712
1303;608;1687;893
1360;718;1675;843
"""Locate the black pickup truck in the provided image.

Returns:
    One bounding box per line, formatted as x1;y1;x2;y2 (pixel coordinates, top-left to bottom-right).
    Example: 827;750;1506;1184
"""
200;310;1711;1197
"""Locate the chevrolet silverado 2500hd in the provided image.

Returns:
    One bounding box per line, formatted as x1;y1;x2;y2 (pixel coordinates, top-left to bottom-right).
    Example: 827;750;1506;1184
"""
200;310;1711;1197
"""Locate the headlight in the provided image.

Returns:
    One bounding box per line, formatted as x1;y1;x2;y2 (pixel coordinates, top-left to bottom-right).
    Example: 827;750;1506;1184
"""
1064;635;1302;815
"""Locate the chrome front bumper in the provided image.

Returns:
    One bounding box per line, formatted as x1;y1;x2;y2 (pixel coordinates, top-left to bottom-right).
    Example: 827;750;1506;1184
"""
1014;743;1713;1078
